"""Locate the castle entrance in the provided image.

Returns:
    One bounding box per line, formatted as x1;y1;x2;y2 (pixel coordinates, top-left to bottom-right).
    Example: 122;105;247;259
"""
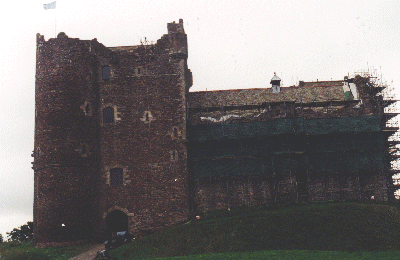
106;210;128;234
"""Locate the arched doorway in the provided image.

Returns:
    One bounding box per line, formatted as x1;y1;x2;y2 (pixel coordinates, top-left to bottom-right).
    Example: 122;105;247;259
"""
106;210;128;234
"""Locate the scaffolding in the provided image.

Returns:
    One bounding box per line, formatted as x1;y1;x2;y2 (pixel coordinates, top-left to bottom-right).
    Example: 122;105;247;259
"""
187;74;400;209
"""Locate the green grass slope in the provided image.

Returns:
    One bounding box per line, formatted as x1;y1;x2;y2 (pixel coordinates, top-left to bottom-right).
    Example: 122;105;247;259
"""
148;250;400;260
0;241;93;260
109;202;400;259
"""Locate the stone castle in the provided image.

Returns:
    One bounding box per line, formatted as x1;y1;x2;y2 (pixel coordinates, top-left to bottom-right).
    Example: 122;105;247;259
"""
33;19;397;246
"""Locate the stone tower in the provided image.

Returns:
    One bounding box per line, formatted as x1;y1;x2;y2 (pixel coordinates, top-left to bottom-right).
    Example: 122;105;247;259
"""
33;32;102;245
33;19;192;246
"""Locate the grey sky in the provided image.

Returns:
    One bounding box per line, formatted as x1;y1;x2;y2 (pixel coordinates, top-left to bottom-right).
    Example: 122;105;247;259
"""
1;0;400;237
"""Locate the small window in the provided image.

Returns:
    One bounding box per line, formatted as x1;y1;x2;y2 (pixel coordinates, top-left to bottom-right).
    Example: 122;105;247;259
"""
173;127;179;138
140;111;154;124
102;66;111;80
81;143;89;157
81;101;92;116
85;103;92;115
103;107;114;124
76;143;90;157
110;168;123;186
171;150;178;162
85;103;91;115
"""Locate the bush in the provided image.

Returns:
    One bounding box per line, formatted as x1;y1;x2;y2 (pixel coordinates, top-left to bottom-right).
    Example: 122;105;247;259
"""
5;240;23;248
6;222;33;242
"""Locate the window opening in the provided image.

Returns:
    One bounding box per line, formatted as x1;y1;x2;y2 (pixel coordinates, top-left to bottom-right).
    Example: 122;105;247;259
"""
106;210;128;234
103;107;115;124
110;168;123;186
82;144;87;156
85;103;91;115
173;127;178;138
171;150;178;162
102;66;111;80
395;189;400;200
141;111;154;123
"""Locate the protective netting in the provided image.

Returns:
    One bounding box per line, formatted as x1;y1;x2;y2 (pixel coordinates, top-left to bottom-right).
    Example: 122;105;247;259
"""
188;116;385;179
188;116;382;141
190;153;385;179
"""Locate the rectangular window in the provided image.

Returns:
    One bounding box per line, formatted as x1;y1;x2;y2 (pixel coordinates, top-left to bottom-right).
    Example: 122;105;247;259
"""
102;66;111;80
110;168;123;186
103;107;115;124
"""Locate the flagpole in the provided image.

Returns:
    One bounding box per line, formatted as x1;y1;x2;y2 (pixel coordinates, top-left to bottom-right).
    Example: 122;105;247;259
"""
43;1;57;37
55;7;57;38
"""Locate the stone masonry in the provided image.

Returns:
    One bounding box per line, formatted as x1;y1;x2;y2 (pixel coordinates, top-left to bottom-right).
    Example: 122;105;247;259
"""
33;19;191;246
33;19;395;246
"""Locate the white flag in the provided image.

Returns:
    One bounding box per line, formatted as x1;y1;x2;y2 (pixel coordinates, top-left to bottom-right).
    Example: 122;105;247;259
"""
43;1;56;10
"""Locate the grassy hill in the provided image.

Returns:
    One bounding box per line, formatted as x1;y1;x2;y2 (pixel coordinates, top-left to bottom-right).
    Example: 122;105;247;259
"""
107;202;400;259
1;202;400;259
0;241;93;260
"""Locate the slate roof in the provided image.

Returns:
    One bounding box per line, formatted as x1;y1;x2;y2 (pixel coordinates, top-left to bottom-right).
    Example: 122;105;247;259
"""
188;85;348;109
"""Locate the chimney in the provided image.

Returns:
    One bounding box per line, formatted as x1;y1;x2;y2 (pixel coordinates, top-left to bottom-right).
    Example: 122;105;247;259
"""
270;72;281;93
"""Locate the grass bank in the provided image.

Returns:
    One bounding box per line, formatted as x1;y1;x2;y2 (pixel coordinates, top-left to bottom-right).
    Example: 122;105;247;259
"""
149;250;400;260
108;202;400;259
0;240;93;260
2;202;400;259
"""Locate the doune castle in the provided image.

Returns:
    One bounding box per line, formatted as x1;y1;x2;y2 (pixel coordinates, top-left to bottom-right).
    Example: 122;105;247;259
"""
32;19;398;246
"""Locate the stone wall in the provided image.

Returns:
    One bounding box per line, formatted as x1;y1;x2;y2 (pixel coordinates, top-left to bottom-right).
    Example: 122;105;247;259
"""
192;171;389;213
96;19;191;237
34;33;102;245
34;19;192;244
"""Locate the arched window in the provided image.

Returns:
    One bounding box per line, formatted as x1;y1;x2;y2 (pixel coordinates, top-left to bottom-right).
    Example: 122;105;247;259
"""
110;168;123;186
103;107;115;124
102;66;111;80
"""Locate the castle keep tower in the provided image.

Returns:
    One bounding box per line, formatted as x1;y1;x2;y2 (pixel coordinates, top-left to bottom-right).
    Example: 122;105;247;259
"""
96;19;192;238
33;19;192;245
33;32;102;245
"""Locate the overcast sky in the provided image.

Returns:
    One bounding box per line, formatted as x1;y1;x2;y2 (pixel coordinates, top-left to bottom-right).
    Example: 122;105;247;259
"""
1;0;400;238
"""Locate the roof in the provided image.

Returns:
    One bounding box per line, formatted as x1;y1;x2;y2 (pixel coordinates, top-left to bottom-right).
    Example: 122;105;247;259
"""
271;73;281;81
188;85;348;109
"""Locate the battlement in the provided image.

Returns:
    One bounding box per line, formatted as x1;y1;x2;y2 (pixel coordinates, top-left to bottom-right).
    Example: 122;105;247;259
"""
167;19;185;34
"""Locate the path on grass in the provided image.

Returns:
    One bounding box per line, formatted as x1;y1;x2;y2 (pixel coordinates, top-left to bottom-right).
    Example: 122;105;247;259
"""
69;244;105;260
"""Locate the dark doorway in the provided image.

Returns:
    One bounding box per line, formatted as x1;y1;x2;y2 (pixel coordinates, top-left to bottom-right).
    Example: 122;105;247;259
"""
106;210;128;234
